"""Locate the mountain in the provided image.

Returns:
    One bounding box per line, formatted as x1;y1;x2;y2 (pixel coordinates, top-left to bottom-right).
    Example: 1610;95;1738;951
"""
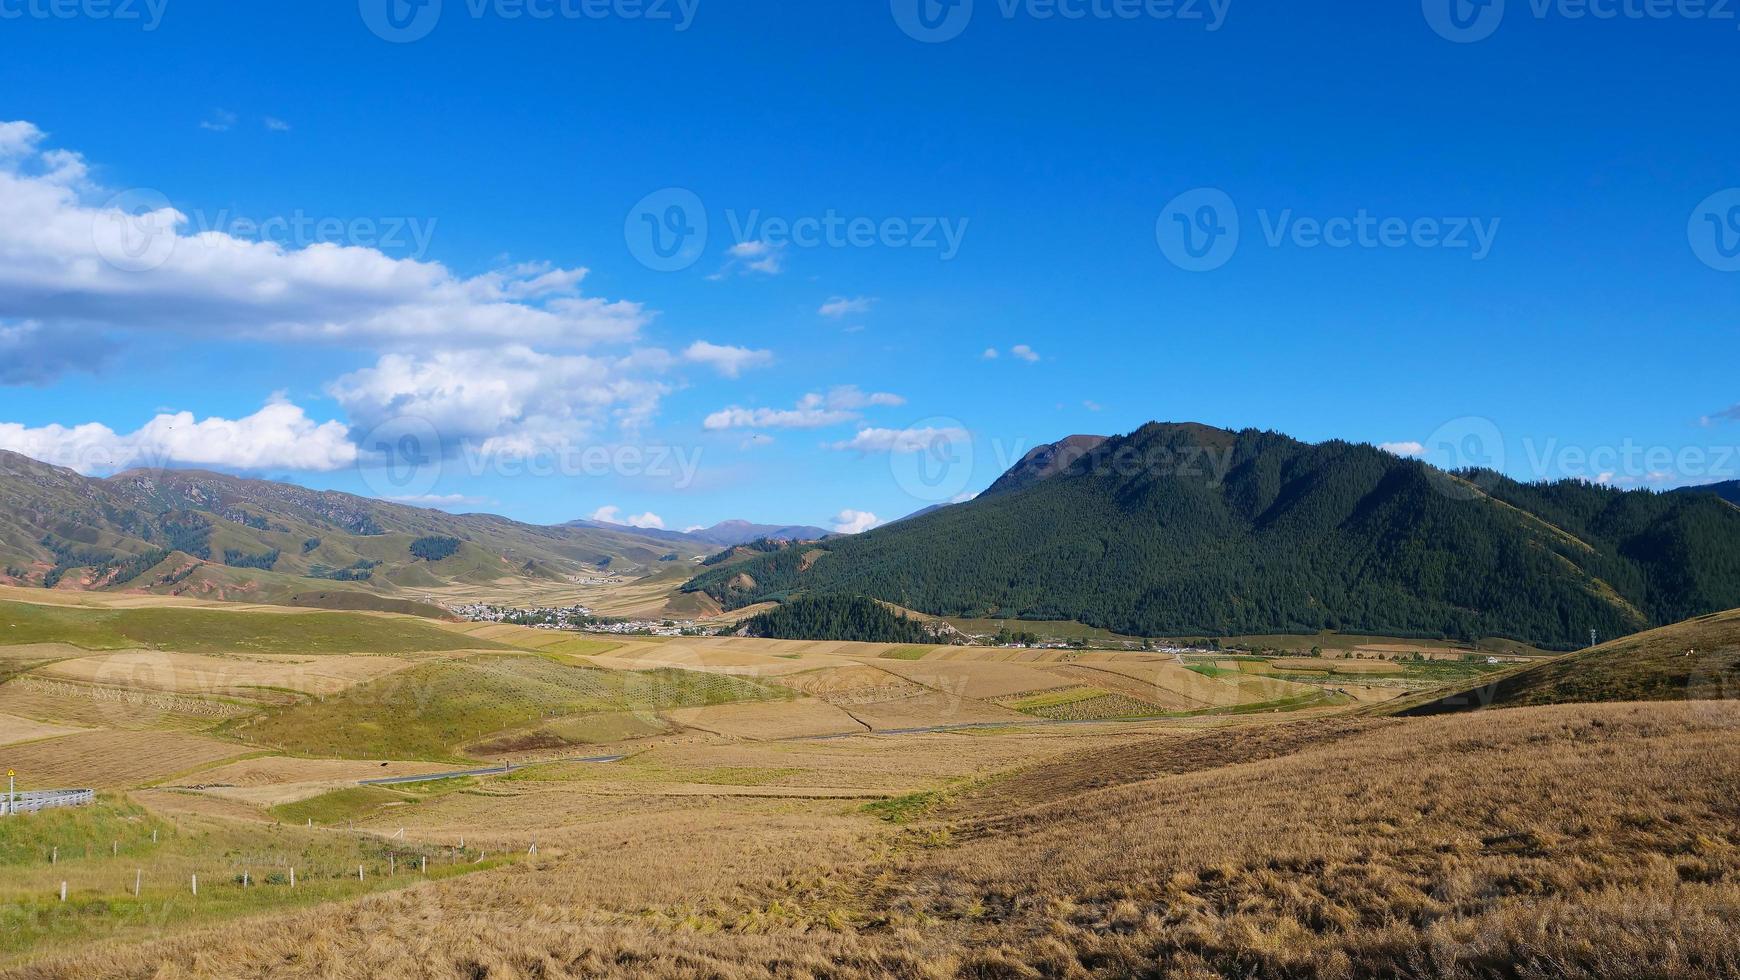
0;451;699;602
686;520;832;547
981;434;1108;496
685;422;1740;649
1675;480;1740;506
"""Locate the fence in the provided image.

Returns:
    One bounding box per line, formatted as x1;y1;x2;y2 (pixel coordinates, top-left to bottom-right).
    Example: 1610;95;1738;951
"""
2;788;95;816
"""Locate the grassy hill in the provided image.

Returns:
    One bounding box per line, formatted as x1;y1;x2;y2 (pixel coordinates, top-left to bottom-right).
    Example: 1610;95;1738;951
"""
0;451;709;602
687;423;1740;648
1397;606;1740;715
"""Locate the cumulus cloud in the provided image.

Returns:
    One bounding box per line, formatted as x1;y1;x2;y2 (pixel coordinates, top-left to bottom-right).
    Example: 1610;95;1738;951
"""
828;425;970;454
0;397;356;475
818;296;874;318
1379;441;1427;457
328;346;672;456
981;347;999;359
831;509;881;534
0;122;647;356
590;505;665;529
1010;344;1040;362
682;341;773;378
704;386;905;431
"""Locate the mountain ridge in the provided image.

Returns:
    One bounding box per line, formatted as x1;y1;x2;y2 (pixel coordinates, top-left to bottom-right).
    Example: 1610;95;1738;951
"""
0;450;703;601
685;422;1740;648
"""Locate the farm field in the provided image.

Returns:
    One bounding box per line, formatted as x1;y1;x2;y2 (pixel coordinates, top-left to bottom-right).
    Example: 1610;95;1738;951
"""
1;588;1735;977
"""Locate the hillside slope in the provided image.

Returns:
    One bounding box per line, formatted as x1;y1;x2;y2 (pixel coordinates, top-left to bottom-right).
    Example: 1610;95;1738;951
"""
687;423;1740;648
0;452;704;601
1398;606;1740;715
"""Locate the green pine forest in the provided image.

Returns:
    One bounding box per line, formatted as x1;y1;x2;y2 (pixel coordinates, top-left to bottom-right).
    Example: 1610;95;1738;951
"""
688;423;1740;650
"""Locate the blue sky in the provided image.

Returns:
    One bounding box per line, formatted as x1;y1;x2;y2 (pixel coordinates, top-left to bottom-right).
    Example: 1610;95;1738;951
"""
0;0;1736;532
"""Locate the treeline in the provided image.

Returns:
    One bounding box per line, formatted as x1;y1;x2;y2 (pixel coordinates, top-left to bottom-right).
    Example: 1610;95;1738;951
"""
742;596;934;643
689;424;1740;649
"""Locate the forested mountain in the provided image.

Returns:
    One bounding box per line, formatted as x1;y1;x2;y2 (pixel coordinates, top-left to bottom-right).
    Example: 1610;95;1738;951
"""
1675;480;1740;507
0;451;703;601
686;423;1740;649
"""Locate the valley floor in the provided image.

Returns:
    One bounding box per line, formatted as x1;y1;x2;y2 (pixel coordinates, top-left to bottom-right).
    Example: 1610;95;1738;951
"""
7;701;1738;979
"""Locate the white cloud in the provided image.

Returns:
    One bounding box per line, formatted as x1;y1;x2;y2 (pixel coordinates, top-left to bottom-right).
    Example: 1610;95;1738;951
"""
981;347;999;359
1011;344;1041;362
711;240;785;277
263;117;292;132
1083;400;1103;412
818;296;875;318
704;386;905;431
590;505;665;530
682;341;773;378
329;346;671;455
0;122;647;364
1379;441;1427;457
828;425;969;454
200;109;238;132
831;509;881;534
0;397;356;475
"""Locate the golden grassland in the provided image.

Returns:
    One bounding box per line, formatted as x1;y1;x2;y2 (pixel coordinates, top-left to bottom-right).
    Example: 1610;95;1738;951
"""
4;702;1733;979
3;587;1738;977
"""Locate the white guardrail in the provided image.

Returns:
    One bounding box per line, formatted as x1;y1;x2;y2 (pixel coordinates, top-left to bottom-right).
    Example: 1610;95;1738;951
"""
1;788;95;816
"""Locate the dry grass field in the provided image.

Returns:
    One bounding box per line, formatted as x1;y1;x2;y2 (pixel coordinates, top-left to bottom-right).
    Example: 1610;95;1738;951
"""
2;730;245;790
3;587;1737;978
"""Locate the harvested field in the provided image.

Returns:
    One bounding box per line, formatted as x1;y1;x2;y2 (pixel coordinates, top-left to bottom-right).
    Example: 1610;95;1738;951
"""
873;660;1074;699
665;699;865;739
0;729;244;789
0;677;250;729
775;664;928;704
0;712;86;747
844;691;1032;730
33;651;413;699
